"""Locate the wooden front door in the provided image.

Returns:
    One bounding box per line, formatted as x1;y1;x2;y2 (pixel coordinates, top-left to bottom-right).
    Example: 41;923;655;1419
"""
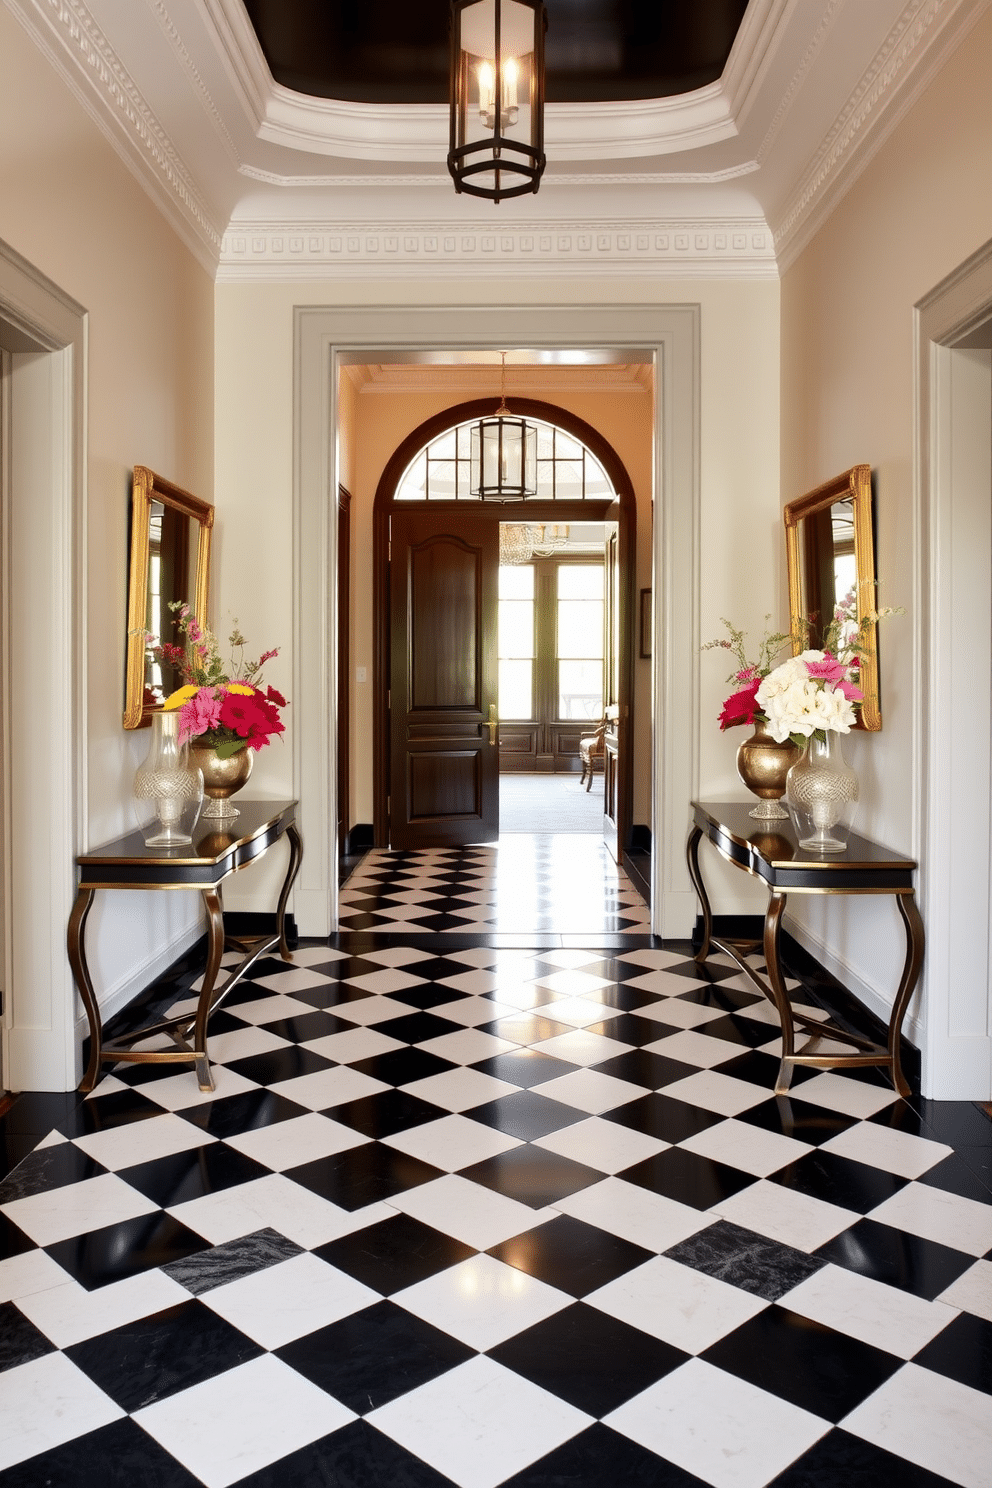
389;511;500;848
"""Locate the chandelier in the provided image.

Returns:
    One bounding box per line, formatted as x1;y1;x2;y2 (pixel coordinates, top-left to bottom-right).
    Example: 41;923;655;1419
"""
499;523;570;566
448;0;547;202
470;352;538;502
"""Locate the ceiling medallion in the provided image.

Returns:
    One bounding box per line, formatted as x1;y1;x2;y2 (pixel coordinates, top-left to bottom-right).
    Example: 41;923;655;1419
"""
448;0;547;202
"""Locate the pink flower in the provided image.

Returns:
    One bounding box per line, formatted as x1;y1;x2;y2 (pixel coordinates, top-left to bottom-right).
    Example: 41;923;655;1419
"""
718;678;762;730
804;652;848;684
177;687;223;744
258;648;279;668
836;679;864;703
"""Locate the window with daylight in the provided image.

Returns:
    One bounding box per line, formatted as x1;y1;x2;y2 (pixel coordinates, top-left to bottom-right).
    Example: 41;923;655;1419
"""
395;416;614;501
498;558;604;728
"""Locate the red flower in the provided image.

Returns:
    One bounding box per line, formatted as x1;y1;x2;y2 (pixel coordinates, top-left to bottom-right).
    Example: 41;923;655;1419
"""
219;690;267;739
718;678;762;730
265;686;287;708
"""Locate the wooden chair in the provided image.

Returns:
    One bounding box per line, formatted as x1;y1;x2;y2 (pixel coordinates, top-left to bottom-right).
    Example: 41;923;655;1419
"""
579;719;607;791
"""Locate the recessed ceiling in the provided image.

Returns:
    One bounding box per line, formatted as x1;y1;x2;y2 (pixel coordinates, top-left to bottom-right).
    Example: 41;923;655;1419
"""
241;0;751;105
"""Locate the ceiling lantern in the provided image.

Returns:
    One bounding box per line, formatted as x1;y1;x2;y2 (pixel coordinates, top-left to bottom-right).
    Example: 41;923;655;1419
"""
471;352;538;501
448;0;547;202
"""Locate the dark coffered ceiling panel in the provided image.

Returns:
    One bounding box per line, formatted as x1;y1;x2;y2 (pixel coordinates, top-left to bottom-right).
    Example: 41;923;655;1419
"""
241;0;751;104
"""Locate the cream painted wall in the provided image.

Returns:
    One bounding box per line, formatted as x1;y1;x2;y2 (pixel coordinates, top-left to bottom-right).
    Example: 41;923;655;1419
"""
0;4;214;1069
780;7;992;1049
215;276;779;915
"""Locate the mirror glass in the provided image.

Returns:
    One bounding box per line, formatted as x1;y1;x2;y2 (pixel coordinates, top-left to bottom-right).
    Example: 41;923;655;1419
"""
784;464;880;730
124;468;213;728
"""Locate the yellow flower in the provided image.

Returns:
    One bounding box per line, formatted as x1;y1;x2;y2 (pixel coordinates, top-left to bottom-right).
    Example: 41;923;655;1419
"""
162;685;199;710
226;682;255;695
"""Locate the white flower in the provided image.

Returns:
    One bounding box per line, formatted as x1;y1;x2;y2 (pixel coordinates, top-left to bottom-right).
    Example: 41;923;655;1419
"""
757;658;857;742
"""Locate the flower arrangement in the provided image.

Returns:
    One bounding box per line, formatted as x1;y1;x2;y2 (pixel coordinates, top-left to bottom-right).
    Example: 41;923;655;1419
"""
146;602;287;757
702;618;793;731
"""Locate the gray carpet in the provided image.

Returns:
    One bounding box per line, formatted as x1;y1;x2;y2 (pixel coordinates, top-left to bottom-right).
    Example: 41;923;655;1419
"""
499;770;605;833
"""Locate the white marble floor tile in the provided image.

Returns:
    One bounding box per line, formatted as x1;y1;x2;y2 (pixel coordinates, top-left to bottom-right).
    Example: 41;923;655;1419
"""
289;945;351;966
69;1112;215;1172
0;1353;124;1472
194;1025;291;1066
530;996;622;1029
780;1262;960;1359
638;998;729;1030
226;993;320;1026
427;996;520;1028
134;1353;355;1488
401;1068;520;1113
169;1173;394;1250
248;968;337;995
842;1362;992;1488
868;1180;992;1257
615;949;688;970
436;969;509;996
34;1128;70;1146
0;1172;159;1247
352;946;436;967
419;1028;519;1065
333;995;419;1026
382;1113;522;1171
790;1071;901;1118
302;1026;404;1063
268;1066;390;1111
937;1258;992;1323
386;1174;557;1250
534;1116;668;1173
394;1252;571;1351
225;1111;370;1171
137;1066;260;1112
821;1123;954;1179
368;1355;591;1488
679;1117;813;1178
530;1068;648;1115
588;1255;768;1354
0;1247;70;1302
530;970;616;997
201;1251;380;1349
643;1029;743;1068
487;983;559;1011
605;1357;830;1488
713;1178;860;1253
661;1070;775;1116
530;1029;632;1066
344;968;436;995
17;1268;190;1349
623;969;705;996
553;1176;716;1253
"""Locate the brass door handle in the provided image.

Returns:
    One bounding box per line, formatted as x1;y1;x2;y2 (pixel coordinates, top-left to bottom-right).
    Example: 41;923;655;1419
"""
487;704;498;746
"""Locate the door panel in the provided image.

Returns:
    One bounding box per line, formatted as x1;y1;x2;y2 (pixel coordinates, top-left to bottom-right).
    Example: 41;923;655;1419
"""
603;523;621;860
390;512;499;847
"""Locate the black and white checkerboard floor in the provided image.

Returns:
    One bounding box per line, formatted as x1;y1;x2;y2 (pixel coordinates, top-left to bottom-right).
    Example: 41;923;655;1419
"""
1;937;990;1487
338;840;652;934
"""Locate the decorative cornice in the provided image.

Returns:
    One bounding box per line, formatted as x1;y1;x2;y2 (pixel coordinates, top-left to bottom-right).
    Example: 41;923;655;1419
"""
217;219;777;282
236;162;762;189
774;0;989;264
757;0;845;163
150;0;241;168
352;364;652;394
6;0;221;263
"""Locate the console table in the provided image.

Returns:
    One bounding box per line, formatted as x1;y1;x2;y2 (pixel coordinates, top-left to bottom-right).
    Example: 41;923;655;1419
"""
68;800;302;1094
686;801;924;1097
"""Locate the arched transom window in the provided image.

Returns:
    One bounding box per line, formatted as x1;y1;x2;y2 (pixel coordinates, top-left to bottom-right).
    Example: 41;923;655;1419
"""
395;415;615;502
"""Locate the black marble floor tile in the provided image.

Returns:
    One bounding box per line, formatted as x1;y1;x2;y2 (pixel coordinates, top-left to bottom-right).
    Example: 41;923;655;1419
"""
769;1149;910;1213
0;1090;84;1139
285;1144;443;1210
262;1010;353;1042
498;1423;712;1488
329;1089;448;1139
0;1301;57;1372
57;1087;166;1137
66;1299;263;1410
0;1417;205;1488
315;1212;474;1294
0;1133;41;1185
767;1427;962;1488
45;1211;211;1291
117;1143;270;1206
465;1091;586;1141
866;1102;933;1137
702;1304;902;1420
603;1093;724;1144
672;984;766;1013
177;1088;311;1139
460;1145;603;1208
813;1217;975;1300
619;1146;757;1210
234;1419;456;1488
488;1214;653;1296
718;1048;815;1090
489;1301;689;1416
591;1049;688;1090
0;1212;35;1260
277;1300;474;1411
0;1141;107;1203
352;1048;457;1087
917;1152;992;1205
665;1219;825;1299
910;1099;992;1151
583;985;670;1015
471;1049;580;1088
666;959;742;984
374;1011;463;1044
224;1045;334;1086
700;1013;781;1049
162;1228;303;1295
586;1013;677;1048
912;1311;992;1394
736;1097;859;1147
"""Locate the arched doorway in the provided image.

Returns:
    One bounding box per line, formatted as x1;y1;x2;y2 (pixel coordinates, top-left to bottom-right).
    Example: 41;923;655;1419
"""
371;399;636;855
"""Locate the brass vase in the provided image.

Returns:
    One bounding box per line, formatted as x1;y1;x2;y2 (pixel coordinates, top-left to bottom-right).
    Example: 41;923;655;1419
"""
736;718;802;820
189;742;253;821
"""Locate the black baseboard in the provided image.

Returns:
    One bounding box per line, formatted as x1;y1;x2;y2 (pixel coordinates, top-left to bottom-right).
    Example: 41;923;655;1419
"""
346;823;374;855
629;824;651;852
690;914;921;1092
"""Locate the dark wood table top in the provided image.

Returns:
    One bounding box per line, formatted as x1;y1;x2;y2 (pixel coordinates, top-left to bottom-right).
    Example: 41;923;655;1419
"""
75;800;298;887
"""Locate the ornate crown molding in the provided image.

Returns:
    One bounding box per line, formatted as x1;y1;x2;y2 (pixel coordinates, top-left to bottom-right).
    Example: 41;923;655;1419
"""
217;219;777;282
237;162;762;189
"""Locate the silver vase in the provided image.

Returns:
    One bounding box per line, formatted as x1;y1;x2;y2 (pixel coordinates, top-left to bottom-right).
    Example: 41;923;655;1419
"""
786;731;859;852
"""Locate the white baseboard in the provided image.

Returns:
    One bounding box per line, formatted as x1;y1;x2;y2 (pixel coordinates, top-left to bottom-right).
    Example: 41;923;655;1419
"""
73;921;206;1036
783;914;924;1050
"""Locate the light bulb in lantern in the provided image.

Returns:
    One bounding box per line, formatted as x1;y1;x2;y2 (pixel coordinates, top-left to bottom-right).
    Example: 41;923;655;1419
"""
478;59;495;127
502;57;519;125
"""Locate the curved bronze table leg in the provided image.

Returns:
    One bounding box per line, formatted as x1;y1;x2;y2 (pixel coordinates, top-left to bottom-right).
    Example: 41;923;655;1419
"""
67;887;101;1093
763;891;798;1094
276;823;304;962
192;887;225;1092
685;826;712;963
889;891;925;1099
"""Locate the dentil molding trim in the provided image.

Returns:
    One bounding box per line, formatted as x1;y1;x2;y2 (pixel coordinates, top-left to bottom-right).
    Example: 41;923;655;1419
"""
217;220;777;281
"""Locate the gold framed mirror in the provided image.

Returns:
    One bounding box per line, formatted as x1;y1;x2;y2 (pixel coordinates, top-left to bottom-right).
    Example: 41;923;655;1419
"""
784;463;881;730
123;466;213;728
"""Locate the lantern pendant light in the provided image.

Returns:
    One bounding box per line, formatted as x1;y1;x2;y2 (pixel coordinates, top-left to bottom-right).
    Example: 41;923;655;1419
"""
448;0;547;202
471;352;538;502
